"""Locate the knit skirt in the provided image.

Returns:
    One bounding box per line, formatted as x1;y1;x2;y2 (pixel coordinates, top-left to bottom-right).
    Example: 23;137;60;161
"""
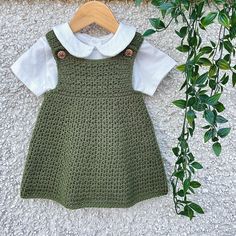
20;92;168;209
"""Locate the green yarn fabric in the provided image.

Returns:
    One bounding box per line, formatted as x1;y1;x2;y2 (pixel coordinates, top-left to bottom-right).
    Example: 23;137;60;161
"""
20;29;169;209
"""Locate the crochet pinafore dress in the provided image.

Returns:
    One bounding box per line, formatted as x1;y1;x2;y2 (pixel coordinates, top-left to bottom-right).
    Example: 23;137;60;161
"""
20;29;169;209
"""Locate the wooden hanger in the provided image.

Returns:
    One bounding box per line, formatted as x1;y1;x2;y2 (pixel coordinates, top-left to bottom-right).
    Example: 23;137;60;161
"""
69;0;120;33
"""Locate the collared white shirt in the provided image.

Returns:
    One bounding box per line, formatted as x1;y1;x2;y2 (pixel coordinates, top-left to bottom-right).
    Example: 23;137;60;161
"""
10;21;177;97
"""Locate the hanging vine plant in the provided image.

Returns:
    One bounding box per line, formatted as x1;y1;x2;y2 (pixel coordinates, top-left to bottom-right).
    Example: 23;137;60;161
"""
135;0;236;220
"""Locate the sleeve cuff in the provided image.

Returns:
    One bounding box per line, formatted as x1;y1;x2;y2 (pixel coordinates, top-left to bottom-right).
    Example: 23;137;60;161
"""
10;62;44;97
144;59;177;96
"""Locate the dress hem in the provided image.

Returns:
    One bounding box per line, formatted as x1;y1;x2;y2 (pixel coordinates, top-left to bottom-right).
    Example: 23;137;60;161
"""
20;189;168;210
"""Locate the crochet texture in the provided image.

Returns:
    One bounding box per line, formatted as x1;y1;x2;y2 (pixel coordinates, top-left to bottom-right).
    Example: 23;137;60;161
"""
20;29;169;209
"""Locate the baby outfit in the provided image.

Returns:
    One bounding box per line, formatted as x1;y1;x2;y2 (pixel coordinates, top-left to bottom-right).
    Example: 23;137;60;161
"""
10;21;177;209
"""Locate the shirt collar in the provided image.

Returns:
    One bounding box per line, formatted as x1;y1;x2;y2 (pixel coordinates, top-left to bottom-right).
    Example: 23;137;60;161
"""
52;21;137;58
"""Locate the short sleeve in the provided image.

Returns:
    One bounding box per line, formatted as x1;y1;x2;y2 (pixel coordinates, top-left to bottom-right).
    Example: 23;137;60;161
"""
10;36;57;97
133;39;177;96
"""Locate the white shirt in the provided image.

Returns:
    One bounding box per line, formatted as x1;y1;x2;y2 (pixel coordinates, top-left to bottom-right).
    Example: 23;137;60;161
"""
10;21;177;97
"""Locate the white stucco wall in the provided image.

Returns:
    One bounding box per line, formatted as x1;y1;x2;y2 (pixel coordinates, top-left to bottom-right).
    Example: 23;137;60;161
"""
0;1;235;235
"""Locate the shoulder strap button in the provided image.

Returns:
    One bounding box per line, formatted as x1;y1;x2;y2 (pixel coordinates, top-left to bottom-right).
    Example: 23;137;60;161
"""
124;48;133;57
57;50;66;59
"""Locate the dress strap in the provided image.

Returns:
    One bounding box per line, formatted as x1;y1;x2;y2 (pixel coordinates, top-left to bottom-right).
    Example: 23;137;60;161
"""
45;30;66;59
123;31;144;56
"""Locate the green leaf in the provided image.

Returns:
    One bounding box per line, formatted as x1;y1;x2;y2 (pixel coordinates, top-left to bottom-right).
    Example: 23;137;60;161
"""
188;153;195;162
186;110;196;126
202;125;211;129
232;73;236;87
191;162;203;169
190;181;201;188
180;139;188;149
186;86;195;95
176;156;184;164
176;64;185;72
232;10;236;25
196;72;208;85
176;45;190;52
179;210;188;217
223;40;233;53
172;99;186;109
188;97;196;106
189;202;204;214
199;89;208;94
220;74;229;85
179;26;188;38
172;147;179;156
199;46;213;54
214;0;226;4
212;142;221;156
224;54;230;62
151;0;163;7
149;18;165;29
189;187;195;194
210;40;216;47
206;93;221;105
192;101;206;111
199;94;210;103
198;58;212;66
217;128;231;138
216;115;228;123
209;65;217;77
209;79;217;90
201;12;217;27
183;179;190;192
201;95;210;102
212;136;219;142
204;110;215;125
174;170;184;180
217;59;230;70
204;129;213;143
213;102;225;112
177;189;185;197
189;34;197;46
199;94;209;103
198;35;202;48
143;29;156;37
218;11;230;28
199;23;206;30
196;1;204;17
159;2;174;11
184;205;194;220
180;79;187;91
183;1;190;11
188;127;194;137
189;166;195;174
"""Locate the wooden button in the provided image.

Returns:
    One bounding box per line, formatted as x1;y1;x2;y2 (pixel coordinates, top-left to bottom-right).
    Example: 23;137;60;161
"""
57;50;66;59
124;48;133;57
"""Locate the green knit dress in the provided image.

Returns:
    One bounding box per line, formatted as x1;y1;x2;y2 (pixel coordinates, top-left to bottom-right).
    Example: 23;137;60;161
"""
20;29;169;209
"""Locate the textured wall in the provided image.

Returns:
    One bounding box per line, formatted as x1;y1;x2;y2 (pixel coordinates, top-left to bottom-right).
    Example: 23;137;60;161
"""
1;0;236;235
